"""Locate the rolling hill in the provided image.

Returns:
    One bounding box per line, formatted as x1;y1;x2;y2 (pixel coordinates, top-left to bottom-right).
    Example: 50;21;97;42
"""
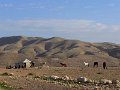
0;36;120;66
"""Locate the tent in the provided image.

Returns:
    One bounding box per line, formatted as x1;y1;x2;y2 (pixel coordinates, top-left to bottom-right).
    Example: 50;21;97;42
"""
23;59;32;68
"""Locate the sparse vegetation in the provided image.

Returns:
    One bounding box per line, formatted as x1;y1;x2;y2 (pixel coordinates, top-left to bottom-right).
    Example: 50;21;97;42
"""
27;73;34;76
0;36;120;90
0;82;15;90
0;72;13;76
33;75;41;79
0;68;120;90
97;72;103;75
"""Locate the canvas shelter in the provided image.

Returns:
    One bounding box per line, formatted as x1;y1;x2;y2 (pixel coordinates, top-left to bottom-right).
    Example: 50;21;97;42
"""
23;59;31;68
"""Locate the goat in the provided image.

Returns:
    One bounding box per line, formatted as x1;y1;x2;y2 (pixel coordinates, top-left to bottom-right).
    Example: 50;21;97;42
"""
84;62;89;67
93;62;98;67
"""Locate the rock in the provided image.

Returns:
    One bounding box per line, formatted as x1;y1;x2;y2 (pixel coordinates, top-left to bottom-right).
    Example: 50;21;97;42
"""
93;86;99;90
100;79;112;84
10;73;14;76
112;80;120;84
77;77;93;83
116;84;120;88
87;79;93;83
93;80;100;84
112;80;120;88
62;75;70;80
50;75;60;80
77;77;88;83
42;65;49;68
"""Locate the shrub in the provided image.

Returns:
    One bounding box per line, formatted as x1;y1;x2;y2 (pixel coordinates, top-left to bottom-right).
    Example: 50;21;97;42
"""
34;76;41;79
27;73;34;76
1;72;13;76
0;82;15;90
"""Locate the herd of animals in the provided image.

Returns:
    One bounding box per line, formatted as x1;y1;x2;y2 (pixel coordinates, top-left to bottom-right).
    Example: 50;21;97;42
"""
60;62;107;69
6;61;107;69
6;61;35;69
83;62;107;69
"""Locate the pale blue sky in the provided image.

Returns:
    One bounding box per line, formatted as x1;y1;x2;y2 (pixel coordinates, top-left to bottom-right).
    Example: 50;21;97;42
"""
0;0;120;43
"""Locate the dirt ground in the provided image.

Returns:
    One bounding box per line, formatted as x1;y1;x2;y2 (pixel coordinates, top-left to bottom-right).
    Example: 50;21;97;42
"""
0;67;120;90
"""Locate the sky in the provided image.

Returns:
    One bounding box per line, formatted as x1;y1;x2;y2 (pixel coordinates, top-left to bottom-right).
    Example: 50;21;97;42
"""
0;0;120;43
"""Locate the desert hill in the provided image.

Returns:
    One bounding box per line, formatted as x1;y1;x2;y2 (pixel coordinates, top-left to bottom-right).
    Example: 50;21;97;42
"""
0;36;120;66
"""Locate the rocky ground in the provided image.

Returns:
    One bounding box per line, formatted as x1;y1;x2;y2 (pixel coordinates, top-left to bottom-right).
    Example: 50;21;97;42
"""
0;67;120;90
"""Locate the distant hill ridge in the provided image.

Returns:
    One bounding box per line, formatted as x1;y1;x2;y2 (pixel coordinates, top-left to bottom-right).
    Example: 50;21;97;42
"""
0;36;120;66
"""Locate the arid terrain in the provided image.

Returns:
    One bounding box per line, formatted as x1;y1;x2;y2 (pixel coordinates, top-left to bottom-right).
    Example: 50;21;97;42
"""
0;36;120;90
0;36;120;67
0;67;120;90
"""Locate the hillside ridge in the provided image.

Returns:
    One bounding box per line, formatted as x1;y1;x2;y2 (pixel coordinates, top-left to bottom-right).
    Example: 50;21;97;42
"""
0;36;120;66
